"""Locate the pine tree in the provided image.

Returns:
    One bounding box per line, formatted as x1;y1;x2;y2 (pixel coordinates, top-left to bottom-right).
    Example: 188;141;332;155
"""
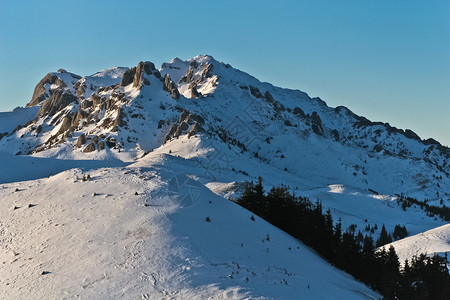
376;224;393;247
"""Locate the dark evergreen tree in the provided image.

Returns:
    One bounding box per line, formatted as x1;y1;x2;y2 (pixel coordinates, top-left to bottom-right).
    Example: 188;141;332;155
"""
376;224;393;247
236;178;450;299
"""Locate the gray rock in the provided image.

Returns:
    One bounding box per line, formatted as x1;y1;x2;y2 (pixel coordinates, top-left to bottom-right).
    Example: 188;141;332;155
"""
27;73;57;107
105;137;116;148
120;67;136;86
112;107;125;131
133;62;145;88
75;133;86;148
188;123;204;138
74;81;86;98
91;94;102;106
97;140;105;150
81;99;93;109
293;107;305;118
179;110;189;123
201;62;213;79
57;115;73;135
38;90;78;117
310;111;323;136
163;74;180;99
264;91;275;103
249;86;264;98
83;141;96;153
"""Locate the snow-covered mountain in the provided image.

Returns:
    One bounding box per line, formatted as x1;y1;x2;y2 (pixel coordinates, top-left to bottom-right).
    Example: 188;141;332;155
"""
0;54;449;298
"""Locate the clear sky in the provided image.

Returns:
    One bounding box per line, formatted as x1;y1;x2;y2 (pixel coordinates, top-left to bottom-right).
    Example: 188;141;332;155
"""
1;0;449;145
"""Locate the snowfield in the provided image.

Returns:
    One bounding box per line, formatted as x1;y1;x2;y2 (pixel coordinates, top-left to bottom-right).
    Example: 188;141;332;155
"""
0;155;380;299
387;223;450;264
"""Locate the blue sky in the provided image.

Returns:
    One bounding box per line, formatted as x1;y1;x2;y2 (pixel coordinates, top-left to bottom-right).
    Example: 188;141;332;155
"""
0;0;449;145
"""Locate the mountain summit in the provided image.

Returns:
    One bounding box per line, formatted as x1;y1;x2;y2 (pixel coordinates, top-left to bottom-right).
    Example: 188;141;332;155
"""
1;55;448;199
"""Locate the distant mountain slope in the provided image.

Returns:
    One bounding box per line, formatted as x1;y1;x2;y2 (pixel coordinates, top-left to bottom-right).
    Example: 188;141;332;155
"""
0;157;379;299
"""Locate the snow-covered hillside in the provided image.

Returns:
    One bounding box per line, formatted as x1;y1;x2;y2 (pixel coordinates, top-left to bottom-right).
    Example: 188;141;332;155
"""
387;223;450;264
0;156;379;299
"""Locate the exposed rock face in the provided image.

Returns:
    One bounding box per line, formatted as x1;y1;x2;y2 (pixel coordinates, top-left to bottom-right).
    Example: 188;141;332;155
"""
404;129;420;141
331;129;340;141
97;140;105;150
27;73;57;107
38;90;78;117
120;67;136;86
133;62;146;88
83;141;96;153
201;62;213;80
189;83;199;98
57;115;74;135
163;110;206;143
249;86;264;98
105;136;116;148
74;81;86;99
112;108;125;131
75;133;86;148
119;61;157;88
264;91;275;103
310;112;323;136
293;107;305;118
163;74;180;99
188;123;204;138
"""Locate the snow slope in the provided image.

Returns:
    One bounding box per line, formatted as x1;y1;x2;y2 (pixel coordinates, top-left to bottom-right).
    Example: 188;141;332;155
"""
387;224;450;263
0;106;40;134
0;156;379;299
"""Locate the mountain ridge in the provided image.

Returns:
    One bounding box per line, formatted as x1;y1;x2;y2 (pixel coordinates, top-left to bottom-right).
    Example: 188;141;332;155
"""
0;55;448;198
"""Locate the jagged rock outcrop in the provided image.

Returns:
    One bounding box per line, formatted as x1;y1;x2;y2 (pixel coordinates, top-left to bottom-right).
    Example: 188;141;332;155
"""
57;115;74;135
112;108;125;131
105;136;116;148
201;62;213;80
97;140;106;150
249;86;264;98
27;73;58;107
310;112;323;136
188;123;204;138
75;133;86;148
120;67;136;86
119;61;157;88
163;110;205;143
189;83;199;98
293;107;305;118
38;90;78;117
83;141;96;153
73;81;86;99
133;61;152;88
163;74;180;99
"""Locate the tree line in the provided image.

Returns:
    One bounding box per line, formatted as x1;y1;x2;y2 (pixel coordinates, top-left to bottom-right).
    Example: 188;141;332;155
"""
237;178;450;299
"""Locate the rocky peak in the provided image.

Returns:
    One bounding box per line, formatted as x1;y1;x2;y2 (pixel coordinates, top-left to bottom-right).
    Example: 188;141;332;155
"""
163;74;180;99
